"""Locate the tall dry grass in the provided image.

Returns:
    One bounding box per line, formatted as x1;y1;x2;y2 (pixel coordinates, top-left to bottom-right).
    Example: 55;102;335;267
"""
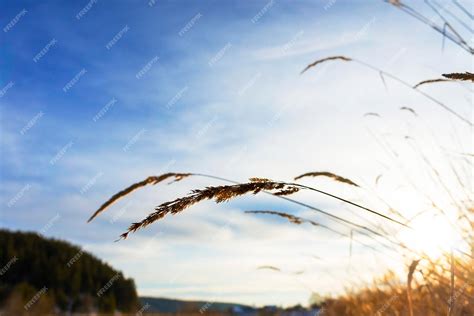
89;5;473;313
387;0;473;54
298;55;473;315
320;251;473;315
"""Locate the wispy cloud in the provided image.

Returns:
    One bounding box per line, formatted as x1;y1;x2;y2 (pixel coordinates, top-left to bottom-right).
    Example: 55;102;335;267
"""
1;0;471;307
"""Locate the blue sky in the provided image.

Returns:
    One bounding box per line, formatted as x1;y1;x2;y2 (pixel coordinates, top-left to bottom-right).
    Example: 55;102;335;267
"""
1;0;472;307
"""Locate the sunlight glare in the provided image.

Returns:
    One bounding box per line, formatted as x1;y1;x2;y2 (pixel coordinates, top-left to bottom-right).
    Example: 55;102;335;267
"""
399;213;460;258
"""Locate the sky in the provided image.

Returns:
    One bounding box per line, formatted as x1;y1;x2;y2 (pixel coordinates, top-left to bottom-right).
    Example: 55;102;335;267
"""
1;0;473;308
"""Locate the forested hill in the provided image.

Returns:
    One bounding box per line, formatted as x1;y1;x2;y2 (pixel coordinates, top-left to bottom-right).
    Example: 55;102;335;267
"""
0;229;139;314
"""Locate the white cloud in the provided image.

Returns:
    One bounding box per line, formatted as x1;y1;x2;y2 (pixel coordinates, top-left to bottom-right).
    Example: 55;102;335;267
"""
1;0;472;307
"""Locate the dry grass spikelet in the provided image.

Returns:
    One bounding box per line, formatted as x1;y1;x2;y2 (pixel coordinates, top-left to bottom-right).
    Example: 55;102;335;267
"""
88;172;193;222
400;106;417;116
442;72;474;82
300;56;352;74
413;78;451;88
246;210;306;225
273;186;300;196
294;171;359;187
249;177;273;183
120;181;300;239
257;265;281;271
364;112;381;118
245;210;356;243
388;0;401;6
407;259;420;316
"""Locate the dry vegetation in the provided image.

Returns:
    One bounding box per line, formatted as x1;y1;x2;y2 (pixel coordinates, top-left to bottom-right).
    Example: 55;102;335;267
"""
321;252;474;315
442;72;474;82
89;1;473;314
90;149;473;316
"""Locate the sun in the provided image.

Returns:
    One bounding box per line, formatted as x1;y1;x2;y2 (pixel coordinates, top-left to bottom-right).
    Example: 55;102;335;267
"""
398;213;461;259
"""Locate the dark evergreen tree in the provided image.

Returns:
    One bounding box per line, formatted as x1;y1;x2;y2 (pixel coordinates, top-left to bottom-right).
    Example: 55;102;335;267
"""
0;229;139;313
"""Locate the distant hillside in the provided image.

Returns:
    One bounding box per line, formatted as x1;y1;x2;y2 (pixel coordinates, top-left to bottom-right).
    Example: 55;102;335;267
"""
139;296;256;313
0;229;139;314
